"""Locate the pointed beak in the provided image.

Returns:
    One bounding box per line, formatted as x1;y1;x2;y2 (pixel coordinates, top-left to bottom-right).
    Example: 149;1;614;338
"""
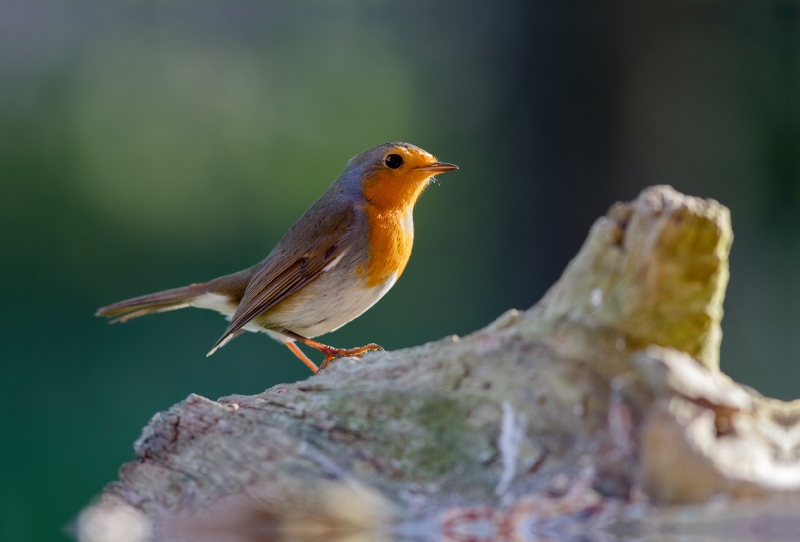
417;162;459;173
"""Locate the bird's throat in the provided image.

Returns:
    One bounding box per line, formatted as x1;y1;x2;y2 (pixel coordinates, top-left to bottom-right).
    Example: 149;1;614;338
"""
361;171;429;212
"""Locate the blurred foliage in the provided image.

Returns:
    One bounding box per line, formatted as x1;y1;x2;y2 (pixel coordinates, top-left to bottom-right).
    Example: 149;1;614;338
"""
1;1;800;541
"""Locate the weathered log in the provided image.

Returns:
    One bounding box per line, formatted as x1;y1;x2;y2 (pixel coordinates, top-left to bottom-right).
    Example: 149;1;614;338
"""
78;186;800;542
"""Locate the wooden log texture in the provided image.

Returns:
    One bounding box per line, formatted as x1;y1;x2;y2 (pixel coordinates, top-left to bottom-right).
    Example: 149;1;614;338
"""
78;186;800;542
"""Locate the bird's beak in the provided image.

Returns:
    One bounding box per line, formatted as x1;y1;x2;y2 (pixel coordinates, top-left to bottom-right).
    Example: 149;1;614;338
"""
417;162;459;173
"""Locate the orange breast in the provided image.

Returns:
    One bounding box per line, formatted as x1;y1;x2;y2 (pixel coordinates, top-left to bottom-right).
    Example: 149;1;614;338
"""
359;204;414;287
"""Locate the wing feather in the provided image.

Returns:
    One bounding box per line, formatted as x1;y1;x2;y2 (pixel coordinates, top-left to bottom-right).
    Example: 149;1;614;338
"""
208;205;356;354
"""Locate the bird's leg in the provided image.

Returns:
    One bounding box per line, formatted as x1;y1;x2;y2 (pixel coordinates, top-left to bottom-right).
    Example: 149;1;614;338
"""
282;330;384;370
284;342;319;373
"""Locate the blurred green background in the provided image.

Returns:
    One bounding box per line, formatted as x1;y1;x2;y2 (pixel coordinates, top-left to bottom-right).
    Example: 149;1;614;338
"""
2;0;800;540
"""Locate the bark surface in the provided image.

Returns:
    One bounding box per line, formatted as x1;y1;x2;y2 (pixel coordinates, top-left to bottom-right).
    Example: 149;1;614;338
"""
78;186;800;542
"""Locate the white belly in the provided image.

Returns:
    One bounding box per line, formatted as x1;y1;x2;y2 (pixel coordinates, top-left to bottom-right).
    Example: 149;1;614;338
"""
260;271;398;340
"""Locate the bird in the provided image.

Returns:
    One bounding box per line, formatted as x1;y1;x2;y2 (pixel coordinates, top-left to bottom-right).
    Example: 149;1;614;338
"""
96;142;458;373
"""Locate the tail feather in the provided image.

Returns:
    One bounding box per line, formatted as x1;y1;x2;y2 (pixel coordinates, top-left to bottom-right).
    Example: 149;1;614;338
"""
96;267;257;353
96;283;210;323
106;302;195;324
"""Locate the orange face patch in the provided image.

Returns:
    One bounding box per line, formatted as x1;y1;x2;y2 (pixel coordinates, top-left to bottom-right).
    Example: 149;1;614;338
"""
360;145;439;211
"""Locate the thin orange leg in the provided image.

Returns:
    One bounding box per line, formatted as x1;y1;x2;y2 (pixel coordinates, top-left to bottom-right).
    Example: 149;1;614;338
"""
284;342;319;373
282;330;384;370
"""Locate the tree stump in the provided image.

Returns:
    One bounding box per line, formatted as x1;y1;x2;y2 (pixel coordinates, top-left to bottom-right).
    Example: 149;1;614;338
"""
78;186;800;542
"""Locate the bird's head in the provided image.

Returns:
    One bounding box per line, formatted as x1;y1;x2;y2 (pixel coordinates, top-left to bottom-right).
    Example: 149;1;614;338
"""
344;142;458;211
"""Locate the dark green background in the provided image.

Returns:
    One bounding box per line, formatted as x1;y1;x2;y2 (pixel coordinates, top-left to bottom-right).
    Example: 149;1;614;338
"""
2;1;800;540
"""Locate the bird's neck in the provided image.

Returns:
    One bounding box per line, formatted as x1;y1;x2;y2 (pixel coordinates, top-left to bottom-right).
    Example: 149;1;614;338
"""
356;172;430;287
359;203;415;287
359;200;418;288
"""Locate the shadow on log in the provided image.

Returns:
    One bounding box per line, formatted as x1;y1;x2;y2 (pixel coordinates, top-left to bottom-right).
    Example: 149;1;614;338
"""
78;186;800;542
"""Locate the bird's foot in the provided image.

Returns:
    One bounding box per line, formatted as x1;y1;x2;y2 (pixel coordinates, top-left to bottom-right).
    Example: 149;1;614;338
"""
281;330;383;372
318;343;384;370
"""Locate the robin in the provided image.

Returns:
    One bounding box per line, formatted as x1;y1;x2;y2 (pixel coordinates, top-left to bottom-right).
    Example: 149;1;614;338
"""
96;142;458;373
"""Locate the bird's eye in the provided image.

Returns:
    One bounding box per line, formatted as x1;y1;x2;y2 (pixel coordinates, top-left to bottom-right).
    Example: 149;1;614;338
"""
384;154;404;169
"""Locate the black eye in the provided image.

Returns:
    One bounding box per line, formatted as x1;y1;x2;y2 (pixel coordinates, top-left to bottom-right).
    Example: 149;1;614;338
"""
384;153;403;169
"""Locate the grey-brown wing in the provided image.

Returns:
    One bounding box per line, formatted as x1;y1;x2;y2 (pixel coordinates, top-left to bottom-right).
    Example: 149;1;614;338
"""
208;206;356;354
